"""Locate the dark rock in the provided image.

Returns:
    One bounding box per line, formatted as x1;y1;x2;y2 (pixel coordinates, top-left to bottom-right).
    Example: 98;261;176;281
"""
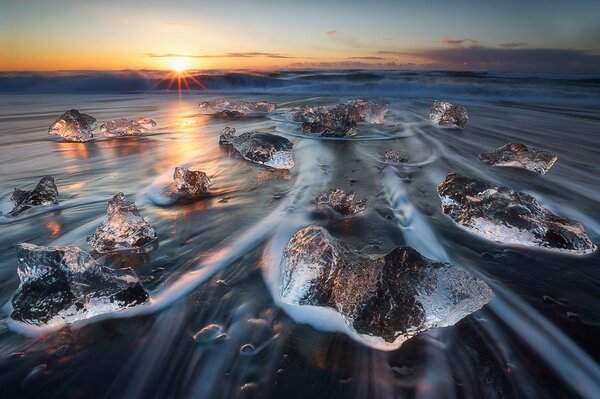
430;101;468;129
10;243;148;326
384;149;408;163
437;172;597;254
478;142;558;175
280;226;493;346
48;109;97;142
7;176;58;217
219;127;295;169
87;193;157;253
314;189;367;215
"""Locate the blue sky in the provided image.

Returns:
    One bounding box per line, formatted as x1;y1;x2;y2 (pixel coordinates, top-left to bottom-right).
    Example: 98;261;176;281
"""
1;0;599;71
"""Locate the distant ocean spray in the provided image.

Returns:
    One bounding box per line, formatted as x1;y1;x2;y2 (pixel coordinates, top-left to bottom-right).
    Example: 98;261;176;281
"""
1;69;599;104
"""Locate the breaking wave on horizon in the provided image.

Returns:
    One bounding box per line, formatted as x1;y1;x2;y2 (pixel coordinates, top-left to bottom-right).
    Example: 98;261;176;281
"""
1;69;600;105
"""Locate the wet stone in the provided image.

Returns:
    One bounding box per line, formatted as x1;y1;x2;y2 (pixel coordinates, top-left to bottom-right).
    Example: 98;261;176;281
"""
172;167;210;200
100;117;156;137
10;243;149;326
314;189;367;215
430;101;469;129
7;176;58;217
51;344;70;358
437;172;597;254
219;127;295;170
87;193;157;253
280;225;494;346
384;149;408;163
240;343;256;355
198;99;277;118
48;109;97;142
478;142;558;175
289;99;388;136
192;324;227;344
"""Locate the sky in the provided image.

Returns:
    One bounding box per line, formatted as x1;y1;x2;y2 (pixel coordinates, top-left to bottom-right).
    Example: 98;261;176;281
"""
1;0;599;72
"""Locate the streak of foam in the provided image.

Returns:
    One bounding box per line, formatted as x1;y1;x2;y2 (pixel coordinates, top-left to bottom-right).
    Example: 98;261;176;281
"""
383;165;448;262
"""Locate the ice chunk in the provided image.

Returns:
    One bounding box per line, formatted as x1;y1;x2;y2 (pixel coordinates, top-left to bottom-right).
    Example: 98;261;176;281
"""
99;117;157;137
48;109;97;142
280;226;493;346
87;193;157;253
289;99;388;136
430;101;469;129
6;176;58;217
478;142;557;175
198;99;277;118
345;99;389;123
437;172;597;254
219;127;295;170
384;149;408;163
10;243;148;326
170;167;210;201
314;189;367;215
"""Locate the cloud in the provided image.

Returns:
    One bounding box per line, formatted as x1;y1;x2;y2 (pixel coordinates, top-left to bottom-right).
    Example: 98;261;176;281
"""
324;30;336;37
441;39;480;48
500;42;529;48
348;56;387;60
290;60;414;69
145;52;296;59
385;46;600;72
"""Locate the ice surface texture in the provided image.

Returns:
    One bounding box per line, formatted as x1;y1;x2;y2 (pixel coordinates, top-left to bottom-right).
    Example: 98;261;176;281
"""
314;189;367;215
48;109;97;142
6;176;58;217
198;99;277;117
430;101;469;129
280;226;493;345
219;127;295;170
100;118;157;137
87;193;157;253
479;142;557;175
10;243;148;326
438;172;597;254
289;99;388;136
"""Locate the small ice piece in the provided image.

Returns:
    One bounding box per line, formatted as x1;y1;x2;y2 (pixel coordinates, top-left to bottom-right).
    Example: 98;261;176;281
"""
87;193;157;253
384;149;408;163
10;243;149;326
430;101;469;129
280;226;493;346
172;167;210;200
478;142;558;175
7;176;58;217
48;109;97;142
99;118;157;137
314;189;367;215
198;99;277;118
219;127;295;170
289;99;388;136
437;172;597;254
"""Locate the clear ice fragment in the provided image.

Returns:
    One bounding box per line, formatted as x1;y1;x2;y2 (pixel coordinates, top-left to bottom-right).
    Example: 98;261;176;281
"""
10;243;148;326
87;193;157;253
48;109;97;142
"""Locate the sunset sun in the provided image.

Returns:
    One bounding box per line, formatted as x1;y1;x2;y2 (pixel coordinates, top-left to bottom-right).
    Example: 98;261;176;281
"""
170;58;188;73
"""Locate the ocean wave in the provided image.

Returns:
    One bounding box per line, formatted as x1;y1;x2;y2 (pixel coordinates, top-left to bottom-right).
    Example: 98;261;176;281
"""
1;70;599;104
